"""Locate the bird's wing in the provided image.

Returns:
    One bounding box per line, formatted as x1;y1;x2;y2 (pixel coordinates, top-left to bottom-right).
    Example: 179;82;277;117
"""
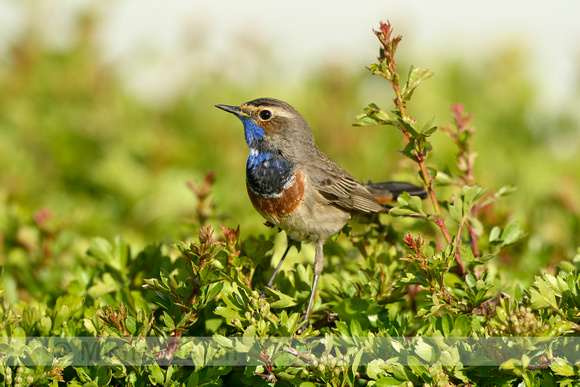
305;150;386;214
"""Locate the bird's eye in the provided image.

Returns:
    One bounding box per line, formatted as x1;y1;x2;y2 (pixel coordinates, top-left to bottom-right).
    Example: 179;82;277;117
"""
259;110;272;120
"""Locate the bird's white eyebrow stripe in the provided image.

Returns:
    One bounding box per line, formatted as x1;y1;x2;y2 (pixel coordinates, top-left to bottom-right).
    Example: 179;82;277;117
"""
242;104;294;119
267;107;294;118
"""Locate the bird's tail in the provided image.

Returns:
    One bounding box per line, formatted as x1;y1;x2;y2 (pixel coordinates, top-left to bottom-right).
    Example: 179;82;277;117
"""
364;181;428;207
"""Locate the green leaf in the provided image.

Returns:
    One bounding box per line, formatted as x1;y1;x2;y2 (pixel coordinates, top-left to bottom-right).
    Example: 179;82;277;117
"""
462;185;486;214
426;167;437;179
22;306;41;334
264;287;298;309
335;321;350;338
401;65;434;101
437;314;453;336
397;117;421;139
87;273;119;298
407;195;424;213
213;334;234;349
204;282;224;304
221;288;244;312
449;186;486;225
29;344;52;366
390;364;415;382
420;117;437;135
496;185;517;197
187;372;199;387
375;377;406;387
243;324;256;338
87;237;129;275
354;103;391;126
501;220;526;246
352;348;364;373
435;171;453;185
544;273;568;294
335;298;371;330
396;192;411;206
148;364;165;385
573;248;580;267
125;316;136;334
389;207;419;217
448;197;463;223
453;315;471;336
349;318;364;337
214;306;242;320
399;140;419;162
366;359;388;380
489;220;526;253
559;260;576;273
163;311;175;330
465;273;477;288
87;237;113;262
481;185;517;207
550;357;576;376
237;325;256;352
407;355;428;380
529;276;563;316
390;192;426;217
489;226;501;242
413;337;440;363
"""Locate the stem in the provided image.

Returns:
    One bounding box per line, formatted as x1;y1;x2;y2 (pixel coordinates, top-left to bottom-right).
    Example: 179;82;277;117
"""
415;143;465;274
467;208;480;257
375;20;465;274
417;157;441;214
454;218;468;275
393;85;407;118
415;146;457;254
415;139;465;274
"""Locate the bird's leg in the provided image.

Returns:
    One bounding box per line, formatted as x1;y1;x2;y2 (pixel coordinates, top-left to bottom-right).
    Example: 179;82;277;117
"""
260;235;299;297
299;240;324;332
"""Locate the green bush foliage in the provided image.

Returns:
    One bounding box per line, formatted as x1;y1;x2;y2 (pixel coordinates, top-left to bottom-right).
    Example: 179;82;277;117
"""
1;14;579;387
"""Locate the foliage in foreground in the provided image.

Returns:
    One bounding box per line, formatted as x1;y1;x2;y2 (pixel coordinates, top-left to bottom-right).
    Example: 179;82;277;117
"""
1;20;580;387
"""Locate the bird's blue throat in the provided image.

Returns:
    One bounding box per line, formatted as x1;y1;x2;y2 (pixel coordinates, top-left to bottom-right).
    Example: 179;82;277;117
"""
238;116;295;198
238;116;265;148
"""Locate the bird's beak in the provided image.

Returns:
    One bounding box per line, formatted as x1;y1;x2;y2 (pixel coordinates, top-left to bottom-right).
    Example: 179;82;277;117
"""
215;104;249;117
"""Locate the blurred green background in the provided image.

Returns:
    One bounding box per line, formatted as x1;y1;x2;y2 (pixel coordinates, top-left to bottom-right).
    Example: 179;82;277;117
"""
0;2;579;298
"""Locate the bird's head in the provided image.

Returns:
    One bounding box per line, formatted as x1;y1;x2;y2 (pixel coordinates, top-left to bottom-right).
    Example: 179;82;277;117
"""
216;98;314;152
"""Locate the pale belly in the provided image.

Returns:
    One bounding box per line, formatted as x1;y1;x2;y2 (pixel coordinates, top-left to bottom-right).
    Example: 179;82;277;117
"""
276;197;351;244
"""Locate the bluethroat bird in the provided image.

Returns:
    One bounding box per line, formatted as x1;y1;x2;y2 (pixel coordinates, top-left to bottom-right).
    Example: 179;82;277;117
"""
216;98;427;327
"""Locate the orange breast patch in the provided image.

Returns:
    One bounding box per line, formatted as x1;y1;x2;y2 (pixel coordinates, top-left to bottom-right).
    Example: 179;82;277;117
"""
247;170;306;220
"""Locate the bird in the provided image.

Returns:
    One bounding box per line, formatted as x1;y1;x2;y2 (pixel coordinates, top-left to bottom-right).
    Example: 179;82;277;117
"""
216;98;426;328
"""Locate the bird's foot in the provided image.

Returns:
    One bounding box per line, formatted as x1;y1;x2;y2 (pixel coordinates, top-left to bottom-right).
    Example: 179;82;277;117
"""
259;287;267;299
296;318;310;334
259;284;277;299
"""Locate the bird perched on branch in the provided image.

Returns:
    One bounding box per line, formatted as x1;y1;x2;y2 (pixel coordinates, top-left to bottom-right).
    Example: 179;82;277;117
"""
216;98;426;328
